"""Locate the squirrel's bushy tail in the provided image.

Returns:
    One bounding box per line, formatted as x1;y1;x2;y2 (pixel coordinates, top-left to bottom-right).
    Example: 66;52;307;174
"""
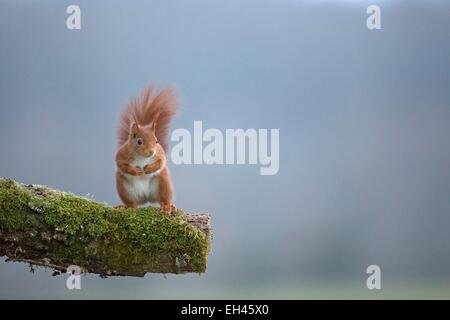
118;84;179;152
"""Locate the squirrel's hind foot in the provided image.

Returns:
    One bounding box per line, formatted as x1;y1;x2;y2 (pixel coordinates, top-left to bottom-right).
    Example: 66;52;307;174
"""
160;203;176;214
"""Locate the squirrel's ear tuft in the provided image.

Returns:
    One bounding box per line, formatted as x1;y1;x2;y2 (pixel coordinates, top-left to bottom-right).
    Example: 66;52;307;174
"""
130;122;139;137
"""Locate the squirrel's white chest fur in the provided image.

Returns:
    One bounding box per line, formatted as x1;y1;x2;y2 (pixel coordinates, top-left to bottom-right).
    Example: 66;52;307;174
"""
123;155;160;204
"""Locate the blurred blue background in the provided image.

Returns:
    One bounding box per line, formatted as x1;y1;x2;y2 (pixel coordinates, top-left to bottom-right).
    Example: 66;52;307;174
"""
0;0;450;298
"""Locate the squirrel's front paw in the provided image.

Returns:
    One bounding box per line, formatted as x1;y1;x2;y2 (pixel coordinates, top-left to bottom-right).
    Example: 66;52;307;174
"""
143;164;158;174
132;167;144;176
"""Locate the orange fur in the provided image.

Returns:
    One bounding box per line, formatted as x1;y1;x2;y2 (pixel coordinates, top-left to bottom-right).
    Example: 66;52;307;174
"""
118;84;179;152
115;84;179;213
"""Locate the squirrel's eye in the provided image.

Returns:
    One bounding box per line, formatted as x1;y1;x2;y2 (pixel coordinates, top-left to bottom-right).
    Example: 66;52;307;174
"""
136;138;143;145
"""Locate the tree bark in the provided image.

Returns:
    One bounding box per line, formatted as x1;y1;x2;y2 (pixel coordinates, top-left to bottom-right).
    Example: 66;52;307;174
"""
0;178;211;277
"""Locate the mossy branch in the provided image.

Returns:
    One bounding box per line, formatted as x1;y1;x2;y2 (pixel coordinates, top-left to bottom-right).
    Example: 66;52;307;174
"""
0;178;211;277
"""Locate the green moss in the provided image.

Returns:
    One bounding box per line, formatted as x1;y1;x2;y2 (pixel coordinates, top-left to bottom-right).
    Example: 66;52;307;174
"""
0;178;211;276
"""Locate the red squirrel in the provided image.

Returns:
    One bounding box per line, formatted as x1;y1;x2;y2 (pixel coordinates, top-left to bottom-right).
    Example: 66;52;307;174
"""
115;84;178;213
